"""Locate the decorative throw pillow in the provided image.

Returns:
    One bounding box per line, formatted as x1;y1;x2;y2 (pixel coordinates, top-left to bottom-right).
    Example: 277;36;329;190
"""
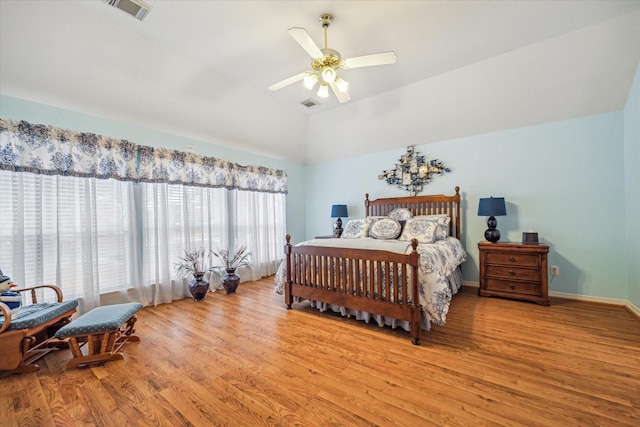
341;219;372;239
366;216;387;236
414;214;451;240
388;207;412;221
398;218;438;244
370;218;402;240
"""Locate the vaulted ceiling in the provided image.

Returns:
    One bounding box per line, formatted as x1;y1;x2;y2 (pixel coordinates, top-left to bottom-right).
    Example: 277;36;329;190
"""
1;1;639;164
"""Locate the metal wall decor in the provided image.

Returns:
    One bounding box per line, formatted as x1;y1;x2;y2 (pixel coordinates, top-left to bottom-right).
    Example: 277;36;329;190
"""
378;145;451;196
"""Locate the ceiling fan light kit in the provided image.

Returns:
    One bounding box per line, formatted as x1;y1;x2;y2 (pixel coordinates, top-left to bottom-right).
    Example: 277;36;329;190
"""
268;13;397;104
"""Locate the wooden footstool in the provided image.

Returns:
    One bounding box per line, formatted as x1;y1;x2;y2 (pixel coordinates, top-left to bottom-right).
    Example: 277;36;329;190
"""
54;302;142;368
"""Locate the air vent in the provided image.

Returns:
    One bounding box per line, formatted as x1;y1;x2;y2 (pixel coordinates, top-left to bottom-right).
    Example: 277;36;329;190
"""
106;0;152;21
300;98;320;109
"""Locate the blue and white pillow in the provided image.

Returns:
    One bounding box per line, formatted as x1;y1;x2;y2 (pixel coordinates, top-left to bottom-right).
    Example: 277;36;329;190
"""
398;218;438;244
388;207;412;221
367;216;387;236
414;214;451;240
1;291;21;315
370;218;402;240
341;219;372;239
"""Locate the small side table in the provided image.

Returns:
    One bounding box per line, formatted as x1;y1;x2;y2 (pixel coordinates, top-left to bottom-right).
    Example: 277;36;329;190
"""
315;235;334;239
478;241;550;305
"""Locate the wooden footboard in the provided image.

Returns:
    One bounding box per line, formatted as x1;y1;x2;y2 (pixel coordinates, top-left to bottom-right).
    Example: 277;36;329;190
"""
284;235;422;344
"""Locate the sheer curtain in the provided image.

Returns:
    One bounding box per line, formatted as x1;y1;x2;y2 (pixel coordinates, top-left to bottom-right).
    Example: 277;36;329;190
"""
140;182;228;304
233;190;286;282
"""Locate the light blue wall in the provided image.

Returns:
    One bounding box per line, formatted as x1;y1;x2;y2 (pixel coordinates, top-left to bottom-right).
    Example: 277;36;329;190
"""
0;94;307;243
306;112;627;300
2;93;634;302
624;61;640;308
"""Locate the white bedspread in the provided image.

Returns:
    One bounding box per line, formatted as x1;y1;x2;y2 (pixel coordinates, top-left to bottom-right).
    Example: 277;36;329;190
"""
274;237;466;330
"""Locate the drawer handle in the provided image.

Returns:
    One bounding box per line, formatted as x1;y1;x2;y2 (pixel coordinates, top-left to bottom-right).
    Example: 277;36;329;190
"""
509;284;515;290
509;257;516;262
509;270;516;276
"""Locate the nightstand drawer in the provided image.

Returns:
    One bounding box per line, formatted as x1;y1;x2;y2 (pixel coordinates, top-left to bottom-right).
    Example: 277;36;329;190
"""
485;265;541;281
485;252;540;267
484;278;541;296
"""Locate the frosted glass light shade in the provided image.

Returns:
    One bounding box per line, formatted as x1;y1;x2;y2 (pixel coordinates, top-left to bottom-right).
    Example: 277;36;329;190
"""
321;66;336;83
317;83;329;98
303;73;318;90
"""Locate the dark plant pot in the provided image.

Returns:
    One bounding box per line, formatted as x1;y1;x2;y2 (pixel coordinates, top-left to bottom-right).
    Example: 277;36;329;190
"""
222;269;240;294
189;273;209;301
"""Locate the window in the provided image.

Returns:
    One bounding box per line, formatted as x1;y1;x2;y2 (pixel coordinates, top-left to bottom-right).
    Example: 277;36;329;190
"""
0;170;137;301
0;118;288;310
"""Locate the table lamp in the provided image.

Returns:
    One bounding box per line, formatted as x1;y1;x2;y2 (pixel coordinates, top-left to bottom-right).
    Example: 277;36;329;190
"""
331;204;348;237
477;197;506;243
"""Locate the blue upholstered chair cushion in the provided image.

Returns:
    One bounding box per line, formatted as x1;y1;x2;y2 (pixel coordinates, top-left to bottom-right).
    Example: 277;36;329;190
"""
0;299;78;331
54;302;142;338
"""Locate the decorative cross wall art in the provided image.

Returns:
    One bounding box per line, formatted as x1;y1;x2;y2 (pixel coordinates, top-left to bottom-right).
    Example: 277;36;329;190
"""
378;145;451;196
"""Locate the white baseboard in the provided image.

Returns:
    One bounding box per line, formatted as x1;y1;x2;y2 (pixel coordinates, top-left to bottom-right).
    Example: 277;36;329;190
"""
548;291;627;306
626;301;640;319
463;280;639;319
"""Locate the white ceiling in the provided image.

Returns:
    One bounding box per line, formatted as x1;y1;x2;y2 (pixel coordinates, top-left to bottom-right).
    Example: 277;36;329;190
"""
1;1;639;164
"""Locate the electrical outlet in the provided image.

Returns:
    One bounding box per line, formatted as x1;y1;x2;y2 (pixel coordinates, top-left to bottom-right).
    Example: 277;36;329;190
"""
550;265;559;276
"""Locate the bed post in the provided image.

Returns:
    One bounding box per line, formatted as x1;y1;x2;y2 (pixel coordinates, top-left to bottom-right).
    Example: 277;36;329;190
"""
408;238;422;345
284;234;293;309
453;186;461;239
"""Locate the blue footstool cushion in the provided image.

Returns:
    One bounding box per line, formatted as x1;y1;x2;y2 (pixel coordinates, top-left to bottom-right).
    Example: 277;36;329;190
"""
54;302;143;338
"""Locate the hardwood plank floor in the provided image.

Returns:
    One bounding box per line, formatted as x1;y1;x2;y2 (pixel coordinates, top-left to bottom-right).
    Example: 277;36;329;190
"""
1;277;639;426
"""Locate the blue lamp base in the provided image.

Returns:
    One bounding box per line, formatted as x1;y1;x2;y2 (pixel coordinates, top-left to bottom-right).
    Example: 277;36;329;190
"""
484;216;501;243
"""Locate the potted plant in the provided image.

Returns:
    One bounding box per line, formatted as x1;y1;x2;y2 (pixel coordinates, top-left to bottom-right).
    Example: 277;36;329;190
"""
209;245;253;294
174;248;210;301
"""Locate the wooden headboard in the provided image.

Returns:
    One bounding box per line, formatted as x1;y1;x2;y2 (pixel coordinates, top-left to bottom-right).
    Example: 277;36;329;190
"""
365;186;461;239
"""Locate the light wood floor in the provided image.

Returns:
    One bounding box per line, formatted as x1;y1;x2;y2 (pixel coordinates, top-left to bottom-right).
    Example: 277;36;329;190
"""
1;277;639;426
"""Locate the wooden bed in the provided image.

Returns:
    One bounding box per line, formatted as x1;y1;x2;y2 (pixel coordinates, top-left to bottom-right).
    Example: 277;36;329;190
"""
283;187;462;345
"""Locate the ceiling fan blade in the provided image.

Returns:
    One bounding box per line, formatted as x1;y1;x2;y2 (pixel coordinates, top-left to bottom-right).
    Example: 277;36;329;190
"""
268;72;306;91
329;82;351;104
342;51;397;69
288;27;324;59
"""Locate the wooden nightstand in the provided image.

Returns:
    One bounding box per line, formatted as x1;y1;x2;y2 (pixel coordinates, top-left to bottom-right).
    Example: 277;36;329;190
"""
314;235;335;239
478;241;550;305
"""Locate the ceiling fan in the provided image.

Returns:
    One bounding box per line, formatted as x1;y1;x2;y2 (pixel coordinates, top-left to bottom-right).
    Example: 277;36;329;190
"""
268;14;397;104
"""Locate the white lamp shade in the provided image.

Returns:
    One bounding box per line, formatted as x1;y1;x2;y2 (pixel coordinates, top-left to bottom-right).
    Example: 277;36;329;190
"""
317;83;329;98
321;66;336;83
303;73;318;90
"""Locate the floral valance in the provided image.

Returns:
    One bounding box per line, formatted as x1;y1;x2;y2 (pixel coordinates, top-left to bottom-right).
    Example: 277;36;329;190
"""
138;146;234;188
0;118;287;194
0;118;138;181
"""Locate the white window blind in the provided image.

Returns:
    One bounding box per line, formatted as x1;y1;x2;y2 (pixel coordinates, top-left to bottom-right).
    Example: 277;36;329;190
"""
0;170;137;305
